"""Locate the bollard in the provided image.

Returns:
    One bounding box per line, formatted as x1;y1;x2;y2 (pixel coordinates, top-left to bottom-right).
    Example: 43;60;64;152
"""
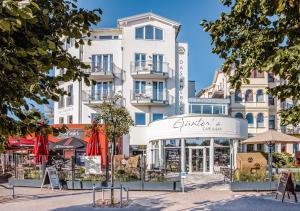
92;184;96;207
120;184;123;208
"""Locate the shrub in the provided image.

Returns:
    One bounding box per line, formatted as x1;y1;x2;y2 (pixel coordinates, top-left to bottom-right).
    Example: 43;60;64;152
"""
234;169;267;182
272;152;294;168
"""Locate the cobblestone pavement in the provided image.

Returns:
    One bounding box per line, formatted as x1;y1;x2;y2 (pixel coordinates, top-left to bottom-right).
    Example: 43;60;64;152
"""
0;174;299;211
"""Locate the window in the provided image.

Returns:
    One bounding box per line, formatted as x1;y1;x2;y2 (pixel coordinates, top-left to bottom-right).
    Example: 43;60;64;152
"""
135;113;146;125
152;81;164;101
92;81;113;100
203;105;212;114
135;27;144;39
250;70;264;78
245;90;253;102
293;144;299;153
135;53;146;68
91;113;97;122
269;115;275;129
91;54;113;72
281;143;287;153
268;73;275;82
247;144;254;152
256;90;264;102
246;113;254;126
155;28;163;40
145;25;154;39
58;88;64;108
153;113;163;121
66;85;73;106
213;105;222;114
257;144;264;152
67;115;73;124
257;113;264;128
268;94;275;106
152;54;163;72
59;117;64;124
235;90;242;102
190;105;202;114
134;81;146;94
235;113;244;119
99;36;113;40
135;25;163;40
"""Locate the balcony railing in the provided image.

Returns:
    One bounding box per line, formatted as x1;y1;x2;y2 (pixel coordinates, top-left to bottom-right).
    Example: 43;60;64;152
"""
130;89;169;105
82;63;123;80
82;90;114;103
130;61;169;78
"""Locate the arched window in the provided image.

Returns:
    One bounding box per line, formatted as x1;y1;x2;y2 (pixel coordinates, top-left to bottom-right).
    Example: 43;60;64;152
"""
256;90;264;102
235;112;244;119
235;90;242;102
268;94;275;106
246;113;254;126
257;113;264;127
245;90;253;102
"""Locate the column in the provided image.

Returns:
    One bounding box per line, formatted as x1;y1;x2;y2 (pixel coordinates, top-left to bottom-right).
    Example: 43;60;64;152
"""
203;147;207;172
158;140;163;168
233;140;238;169
242;144;247;152
209;138;214;174
181;138;185;173
146;142;152;170
253;144;257;151
189;148;192;173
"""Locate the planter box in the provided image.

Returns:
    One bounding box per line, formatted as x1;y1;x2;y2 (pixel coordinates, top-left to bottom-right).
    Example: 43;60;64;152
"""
9;178;43;188
66;181;82;190
230;182;277;191
81;181;103;190
110;181;181;191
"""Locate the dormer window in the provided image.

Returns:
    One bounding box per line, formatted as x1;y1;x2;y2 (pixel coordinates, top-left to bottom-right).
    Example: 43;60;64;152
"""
135;25;163;40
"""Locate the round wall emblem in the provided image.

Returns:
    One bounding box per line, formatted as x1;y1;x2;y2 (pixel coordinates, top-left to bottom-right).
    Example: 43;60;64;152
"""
178;46;185;54
248;157;253;163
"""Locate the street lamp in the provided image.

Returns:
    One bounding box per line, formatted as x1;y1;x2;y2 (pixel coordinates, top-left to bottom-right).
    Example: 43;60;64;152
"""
267;140;275;190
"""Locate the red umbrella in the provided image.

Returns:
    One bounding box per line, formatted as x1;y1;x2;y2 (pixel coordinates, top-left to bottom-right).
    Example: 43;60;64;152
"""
34;133;49;164
86;122;101;156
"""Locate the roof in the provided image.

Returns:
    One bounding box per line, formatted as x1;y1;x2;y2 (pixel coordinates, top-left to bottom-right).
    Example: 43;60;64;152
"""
117;12;180;26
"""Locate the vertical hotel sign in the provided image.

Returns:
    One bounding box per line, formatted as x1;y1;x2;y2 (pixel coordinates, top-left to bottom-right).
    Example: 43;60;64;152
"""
178;44;188;114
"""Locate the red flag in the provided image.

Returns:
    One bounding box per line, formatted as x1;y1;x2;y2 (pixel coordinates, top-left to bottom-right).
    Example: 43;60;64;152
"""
86;122;101;156
34;133;49;164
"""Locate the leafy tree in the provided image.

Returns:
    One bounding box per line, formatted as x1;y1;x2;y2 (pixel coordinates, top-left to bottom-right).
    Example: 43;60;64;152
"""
0;0;101;147
94;93;134;204
201;0;300;125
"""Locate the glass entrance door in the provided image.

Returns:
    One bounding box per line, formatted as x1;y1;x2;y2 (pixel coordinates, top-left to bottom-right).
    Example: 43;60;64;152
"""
187;147;210;173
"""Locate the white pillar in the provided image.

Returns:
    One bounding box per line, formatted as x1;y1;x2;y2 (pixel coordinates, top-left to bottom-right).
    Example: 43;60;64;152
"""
158;140;163;168
181;139;185;173
242;144;247;152
253;144;257;151
233;140;238;169
203;147;207;172
209;138;214;174
189;148;192;173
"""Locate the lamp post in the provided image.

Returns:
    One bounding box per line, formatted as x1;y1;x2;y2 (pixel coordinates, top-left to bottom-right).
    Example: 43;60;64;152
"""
267;141;275;190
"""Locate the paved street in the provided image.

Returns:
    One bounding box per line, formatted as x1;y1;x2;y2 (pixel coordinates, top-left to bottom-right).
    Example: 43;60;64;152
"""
0;174;299;211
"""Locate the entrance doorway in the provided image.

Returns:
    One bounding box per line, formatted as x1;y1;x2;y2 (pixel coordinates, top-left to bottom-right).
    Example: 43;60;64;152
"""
188;147;210;173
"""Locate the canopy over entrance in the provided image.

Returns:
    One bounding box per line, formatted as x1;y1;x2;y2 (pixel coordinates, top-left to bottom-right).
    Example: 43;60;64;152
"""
241;130;300;144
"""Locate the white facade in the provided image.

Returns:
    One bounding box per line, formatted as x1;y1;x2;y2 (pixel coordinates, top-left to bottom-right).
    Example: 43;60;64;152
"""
53;13;189;156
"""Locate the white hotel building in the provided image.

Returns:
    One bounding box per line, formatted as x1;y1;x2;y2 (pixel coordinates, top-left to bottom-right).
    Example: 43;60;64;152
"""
54;13;189;156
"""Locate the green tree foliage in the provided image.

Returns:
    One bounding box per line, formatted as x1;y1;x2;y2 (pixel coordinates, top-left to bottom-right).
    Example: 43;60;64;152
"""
0;0;101;147
201;0;300;125
94;93;134;203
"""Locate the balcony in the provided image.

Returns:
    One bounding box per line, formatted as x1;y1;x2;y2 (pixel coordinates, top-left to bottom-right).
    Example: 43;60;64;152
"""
231;100;269;109
82;63;123;81
130;89;169;106
212;89;224;98
82;90;114;108
130;61;169;79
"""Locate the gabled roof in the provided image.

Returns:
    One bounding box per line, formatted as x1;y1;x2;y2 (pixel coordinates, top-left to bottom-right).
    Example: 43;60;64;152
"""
117;12;181;27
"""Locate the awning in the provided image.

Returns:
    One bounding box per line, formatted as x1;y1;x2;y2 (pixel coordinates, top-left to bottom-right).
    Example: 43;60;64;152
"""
242;130;300;144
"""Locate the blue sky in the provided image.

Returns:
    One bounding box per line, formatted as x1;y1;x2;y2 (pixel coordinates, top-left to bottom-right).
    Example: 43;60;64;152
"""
77;0;228;92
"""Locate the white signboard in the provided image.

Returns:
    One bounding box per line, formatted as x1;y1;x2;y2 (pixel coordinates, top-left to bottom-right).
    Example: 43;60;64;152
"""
147;115;248;141
85;156;102;174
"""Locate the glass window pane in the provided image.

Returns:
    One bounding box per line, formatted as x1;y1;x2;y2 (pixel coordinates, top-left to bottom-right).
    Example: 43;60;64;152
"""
135;27;144;39
145;25;154;39
153;113;163;121
203;105;212;114
213;105;222;114
135;113;146;125
155;28;163;40
246;113;254;125
191;105;202;114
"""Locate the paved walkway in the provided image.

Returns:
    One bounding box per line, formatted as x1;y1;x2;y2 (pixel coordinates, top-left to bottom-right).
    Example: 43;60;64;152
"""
0;174;299;211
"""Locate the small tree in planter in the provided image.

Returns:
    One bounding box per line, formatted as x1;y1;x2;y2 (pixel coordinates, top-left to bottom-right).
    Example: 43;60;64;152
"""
94;94;134;204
